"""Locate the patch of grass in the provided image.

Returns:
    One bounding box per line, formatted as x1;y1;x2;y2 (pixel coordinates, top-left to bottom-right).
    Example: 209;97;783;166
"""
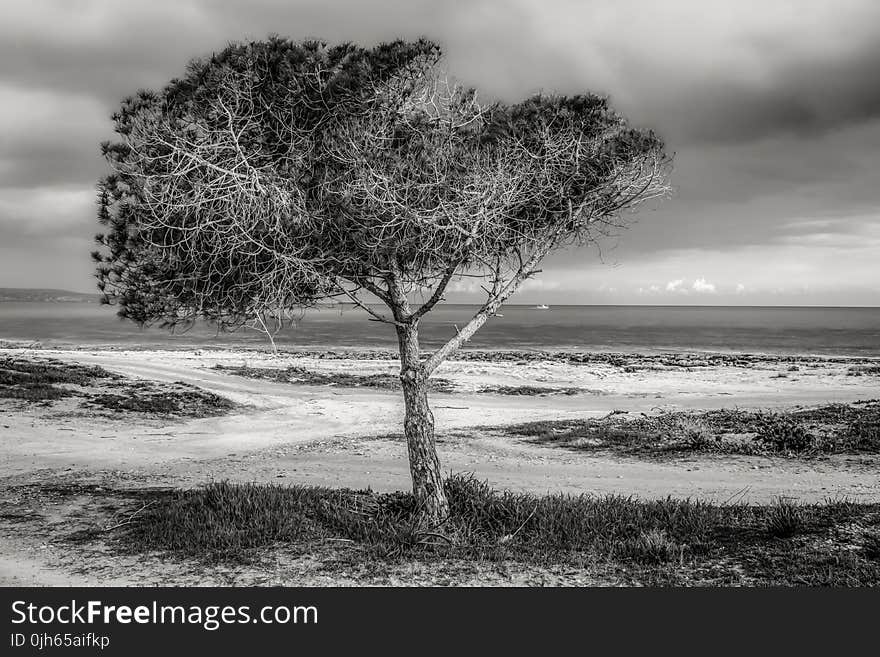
500;402;880;458
114;475;726;564
0;356;234;418
766;498;804;538
105;475;880;585
676;416;716;450
476;385;584;396
846;416;880;452
754;416;816;453
847;365;880;376
85;386;234;417
0;382;69;402
863;534;880;561
500;413;727;456
621;529;685;565
263;349;878;374
0;358;114;386
216;365;455;393
0;357;116;402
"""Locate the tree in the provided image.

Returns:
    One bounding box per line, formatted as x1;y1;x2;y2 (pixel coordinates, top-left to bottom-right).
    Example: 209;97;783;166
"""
94;37;672;524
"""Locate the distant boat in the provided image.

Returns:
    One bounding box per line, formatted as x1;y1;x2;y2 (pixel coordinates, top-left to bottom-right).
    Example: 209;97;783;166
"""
535;304;550;310
491;312;504;318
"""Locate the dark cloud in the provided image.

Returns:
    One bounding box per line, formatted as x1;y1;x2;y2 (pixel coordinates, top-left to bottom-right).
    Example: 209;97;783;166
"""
0;0;878;300
0;1;447;104
0;145;105;189
651;42;880;144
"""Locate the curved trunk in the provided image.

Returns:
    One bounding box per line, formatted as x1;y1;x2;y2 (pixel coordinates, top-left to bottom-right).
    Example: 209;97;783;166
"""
396;323;449;525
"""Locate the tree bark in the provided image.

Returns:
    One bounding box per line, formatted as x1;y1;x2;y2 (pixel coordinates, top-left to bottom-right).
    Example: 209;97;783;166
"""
396;322;449;525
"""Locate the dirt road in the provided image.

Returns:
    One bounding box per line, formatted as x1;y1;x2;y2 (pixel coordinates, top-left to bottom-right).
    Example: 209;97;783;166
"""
1;347;878;585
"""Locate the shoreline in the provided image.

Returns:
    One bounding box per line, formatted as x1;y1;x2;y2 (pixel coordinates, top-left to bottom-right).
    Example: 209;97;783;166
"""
2;346;878;501
2;339;879;363
2;344;879;585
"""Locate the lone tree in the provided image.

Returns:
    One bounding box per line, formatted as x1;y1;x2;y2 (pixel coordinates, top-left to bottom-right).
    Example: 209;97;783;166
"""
94;37;672;523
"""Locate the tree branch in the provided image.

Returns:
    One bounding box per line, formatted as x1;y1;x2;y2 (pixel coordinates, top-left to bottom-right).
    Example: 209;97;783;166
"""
336;277;402;325
353;277;394;306
411;262;461;321
384;263;415;323
423;239;555;375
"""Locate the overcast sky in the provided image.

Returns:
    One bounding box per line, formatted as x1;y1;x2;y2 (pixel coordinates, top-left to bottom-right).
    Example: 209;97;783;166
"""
2;0;879;305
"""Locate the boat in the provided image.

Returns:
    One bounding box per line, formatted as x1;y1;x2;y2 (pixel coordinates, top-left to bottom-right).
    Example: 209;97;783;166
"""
534;304;550;310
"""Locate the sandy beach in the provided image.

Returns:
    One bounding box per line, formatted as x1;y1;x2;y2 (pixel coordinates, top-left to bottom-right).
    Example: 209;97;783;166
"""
1;345;879;585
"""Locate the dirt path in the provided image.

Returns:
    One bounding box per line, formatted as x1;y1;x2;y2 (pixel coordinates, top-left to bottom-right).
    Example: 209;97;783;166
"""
3;348;878;498
1;347;878;585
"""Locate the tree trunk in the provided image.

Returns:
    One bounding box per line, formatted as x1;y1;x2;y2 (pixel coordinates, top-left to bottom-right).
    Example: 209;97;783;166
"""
396;323;449;525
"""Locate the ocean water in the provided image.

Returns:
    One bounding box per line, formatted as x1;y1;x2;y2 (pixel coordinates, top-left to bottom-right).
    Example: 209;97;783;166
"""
0;302;877;356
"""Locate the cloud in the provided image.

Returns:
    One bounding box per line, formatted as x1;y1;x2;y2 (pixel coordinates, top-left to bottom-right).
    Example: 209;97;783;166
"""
0;84;110;188
543;242;880;304
518;277;562;292
502;0;880;145
449;275;561;296
0;1;878;299
773;215;880;249
447;279;480;295
0;187;95;238
692;278;717;293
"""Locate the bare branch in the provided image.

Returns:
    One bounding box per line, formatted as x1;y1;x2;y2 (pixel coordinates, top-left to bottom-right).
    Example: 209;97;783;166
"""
336;278;402;325
411;262;460;321
423;236;557;375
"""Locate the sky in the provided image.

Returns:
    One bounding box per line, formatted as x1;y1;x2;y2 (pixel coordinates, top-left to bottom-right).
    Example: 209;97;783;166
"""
1;0;879;305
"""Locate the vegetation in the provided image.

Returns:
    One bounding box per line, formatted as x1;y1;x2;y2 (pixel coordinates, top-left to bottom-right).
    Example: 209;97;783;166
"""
500;402;880;457
848;365;880;376
216;364;595;396
94;37;671;522
0;357;232;416
476;385;584;396
85;387;233;416
105;475;880;585
0;357;117;402
215;364;455;393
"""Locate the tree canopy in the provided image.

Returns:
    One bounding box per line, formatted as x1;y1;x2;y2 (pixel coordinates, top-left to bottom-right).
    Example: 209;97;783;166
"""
94;36;671;343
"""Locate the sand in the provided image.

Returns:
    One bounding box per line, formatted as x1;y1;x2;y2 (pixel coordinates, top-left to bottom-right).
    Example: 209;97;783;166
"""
1;346;878;585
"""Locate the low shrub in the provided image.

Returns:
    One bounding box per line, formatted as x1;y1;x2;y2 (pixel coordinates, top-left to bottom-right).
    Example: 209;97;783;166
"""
98;475;880;584
766;498;803;538
753;416;816;453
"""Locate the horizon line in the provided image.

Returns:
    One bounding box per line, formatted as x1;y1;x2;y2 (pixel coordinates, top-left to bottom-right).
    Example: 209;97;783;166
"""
2;287;878;309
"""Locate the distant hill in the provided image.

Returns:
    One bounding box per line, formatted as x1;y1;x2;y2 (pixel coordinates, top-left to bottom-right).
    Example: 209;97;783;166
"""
0;288;100;303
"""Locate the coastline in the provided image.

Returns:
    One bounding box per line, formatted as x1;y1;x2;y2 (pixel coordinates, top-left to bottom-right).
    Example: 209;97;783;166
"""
1;344;879;585
3;345;878;487
3;337;879;362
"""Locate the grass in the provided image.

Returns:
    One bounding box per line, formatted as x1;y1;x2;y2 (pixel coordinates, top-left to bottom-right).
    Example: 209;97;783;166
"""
476;385;586;396
500;402;880;457
201;349;879;372
218;365;602;397
766;498;803;538
848;365;880;376
0;357;116;402
85;386;234;416
0;357;233;417
104;475;880;585
0;357;117;402
215;364;456;393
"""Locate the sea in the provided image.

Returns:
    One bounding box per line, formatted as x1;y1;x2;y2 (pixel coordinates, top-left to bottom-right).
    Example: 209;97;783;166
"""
0;302;877;357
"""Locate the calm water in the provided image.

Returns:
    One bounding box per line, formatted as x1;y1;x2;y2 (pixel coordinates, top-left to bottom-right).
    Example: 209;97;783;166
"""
0;302;878;356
